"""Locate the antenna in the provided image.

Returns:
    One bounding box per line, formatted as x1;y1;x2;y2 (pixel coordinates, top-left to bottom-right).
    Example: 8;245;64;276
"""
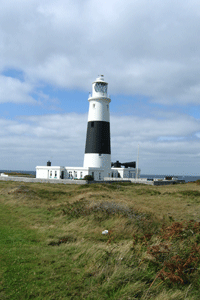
136;144;139;179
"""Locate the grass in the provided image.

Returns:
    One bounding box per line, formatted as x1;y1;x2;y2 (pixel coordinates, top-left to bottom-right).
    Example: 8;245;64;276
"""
0;180;200;299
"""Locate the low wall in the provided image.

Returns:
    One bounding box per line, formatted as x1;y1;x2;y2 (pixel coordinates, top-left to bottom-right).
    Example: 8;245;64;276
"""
0;176;185;186
153;180;185;186
103;177;185;185
0;176;87;185
104;177;154;185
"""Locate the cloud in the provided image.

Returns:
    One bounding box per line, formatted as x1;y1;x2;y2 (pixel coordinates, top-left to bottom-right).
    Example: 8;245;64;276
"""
0;75;36;104
1;0;200;104
0;111;200;174
111;114;200;141
0;113;88;170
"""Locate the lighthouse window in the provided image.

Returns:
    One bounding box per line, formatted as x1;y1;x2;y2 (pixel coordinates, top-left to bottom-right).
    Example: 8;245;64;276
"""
94;82;107;93
93;104;95;108
107;105;108;110
91;122;94;128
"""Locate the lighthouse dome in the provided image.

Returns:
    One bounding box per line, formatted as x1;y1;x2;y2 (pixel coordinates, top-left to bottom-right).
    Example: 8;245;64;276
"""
95;75;105;82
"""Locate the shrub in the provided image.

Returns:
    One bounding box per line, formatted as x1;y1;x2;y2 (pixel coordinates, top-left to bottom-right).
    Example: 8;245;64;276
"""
83;175;94;181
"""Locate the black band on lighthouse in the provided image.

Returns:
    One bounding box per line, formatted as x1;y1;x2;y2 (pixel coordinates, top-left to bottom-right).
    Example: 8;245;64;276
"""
85;121;111;154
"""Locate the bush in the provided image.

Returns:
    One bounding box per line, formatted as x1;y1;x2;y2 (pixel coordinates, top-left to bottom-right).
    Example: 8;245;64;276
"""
83;175;94;181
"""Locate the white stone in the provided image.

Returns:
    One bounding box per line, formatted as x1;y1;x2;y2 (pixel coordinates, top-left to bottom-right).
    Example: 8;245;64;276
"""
0;173;8;177
102;230;109;235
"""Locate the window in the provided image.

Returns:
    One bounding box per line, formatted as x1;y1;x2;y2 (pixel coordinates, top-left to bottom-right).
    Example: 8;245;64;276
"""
91;122;94;128
99;173;101;180
92;172;94;179
69;171;73;179
80;172;83;178
74;171;77;178
50;171;52;178
93;104;95;108
107;105;109;110
55;171;57;178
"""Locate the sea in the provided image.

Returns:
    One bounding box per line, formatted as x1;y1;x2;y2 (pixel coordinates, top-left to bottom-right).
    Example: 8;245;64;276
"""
1;170;200;183
140;174;200;183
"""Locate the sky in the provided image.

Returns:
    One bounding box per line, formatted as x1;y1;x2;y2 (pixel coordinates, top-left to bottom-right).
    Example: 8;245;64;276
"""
1;0;200;175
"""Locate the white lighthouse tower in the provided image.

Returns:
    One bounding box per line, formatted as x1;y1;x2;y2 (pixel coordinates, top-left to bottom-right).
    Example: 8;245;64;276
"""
36;75;139;181
83;75;111;178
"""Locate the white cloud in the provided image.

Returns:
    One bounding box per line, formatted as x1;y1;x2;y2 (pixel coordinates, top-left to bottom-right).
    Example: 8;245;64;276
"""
0;75;36;104
0;112;200;175
1;0;200;104
111;114;200;140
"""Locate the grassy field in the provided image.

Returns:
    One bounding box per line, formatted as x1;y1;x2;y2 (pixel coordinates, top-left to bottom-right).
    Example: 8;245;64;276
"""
0;180;200;299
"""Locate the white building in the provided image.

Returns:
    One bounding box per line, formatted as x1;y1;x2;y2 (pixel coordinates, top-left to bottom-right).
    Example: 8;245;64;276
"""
36;75;140;181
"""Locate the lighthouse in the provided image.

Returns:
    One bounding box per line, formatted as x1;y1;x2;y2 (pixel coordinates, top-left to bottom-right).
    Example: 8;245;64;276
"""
36;75;139;181
83;75;111;178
